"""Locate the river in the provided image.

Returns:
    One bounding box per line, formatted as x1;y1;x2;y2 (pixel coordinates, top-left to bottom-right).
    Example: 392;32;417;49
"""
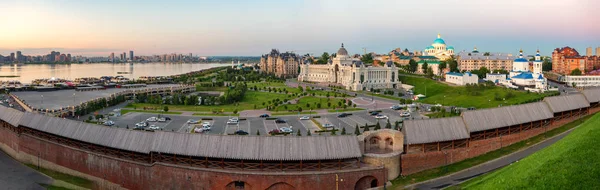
0;63;227;84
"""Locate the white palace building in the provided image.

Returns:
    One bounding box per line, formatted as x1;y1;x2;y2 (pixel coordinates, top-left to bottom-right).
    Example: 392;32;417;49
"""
298;44;401;91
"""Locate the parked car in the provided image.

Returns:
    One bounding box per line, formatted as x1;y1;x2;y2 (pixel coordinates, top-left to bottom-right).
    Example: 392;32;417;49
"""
202;121;211;126
390;104;406;110
279;126;293;133
148;125;160;130
135;122;147;129
195;125;211;133
157;117;166;122
103;120;115;126
275;119;287;123
227;118;239;125
369;111;380;116
234;130;249;135
269;129;282;135
337;113;349;118
299;116;310;120
323;124;335;129
259;114;270;118
400;112;411;117
164;117;171;121
187;119;199;124
375;115;388;119
146;117;157;122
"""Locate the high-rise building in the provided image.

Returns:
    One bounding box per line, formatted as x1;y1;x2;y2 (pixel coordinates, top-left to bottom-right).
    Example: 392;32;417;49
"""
552;46;600;74
10;53;15;61
110;53;115;62
596;47;600;56
129;51;134;61
16;51;22;62
587;47;593;56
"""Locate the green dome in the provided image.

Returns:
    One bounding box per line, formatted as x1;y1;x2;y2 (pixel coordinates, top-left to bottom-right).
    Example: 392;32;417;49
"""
433;38;446;45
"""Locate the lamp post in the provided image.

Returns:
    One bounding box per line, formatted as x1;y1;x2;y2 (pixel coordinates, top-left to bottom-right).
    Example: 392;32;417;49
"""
335;174;344;190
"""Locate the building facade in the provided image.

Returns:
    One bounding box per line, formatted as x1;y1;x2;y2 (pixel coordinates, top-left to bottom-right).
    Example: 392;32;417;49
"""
259;49;300;78
298;44;401;91
423;34;454;60
445;72;479;86
552;46;600;75
457;47;515;72
490;50;549;92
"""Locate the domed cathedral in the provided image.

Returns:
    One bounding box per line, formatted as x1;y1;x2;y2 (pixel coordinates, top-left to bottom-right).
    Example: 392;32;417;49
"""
506;49;548;92
298;44;402;91
424;34;454;60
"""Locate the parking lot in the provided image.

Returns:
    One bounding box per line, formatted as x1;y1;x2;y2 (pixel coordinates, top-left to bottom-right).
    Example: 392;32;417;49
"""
108;108;419;136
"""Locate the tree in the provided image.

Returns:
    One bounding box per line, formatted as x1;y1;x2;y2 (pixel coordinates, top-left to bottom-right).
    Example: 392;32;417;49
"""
341;127;347;135
330;129;337;135
233;109;238;114
571;68;582;76
426;67;435;78
421;61;428;73
483;52;491;56
408;59;418;72
448;56;459;72
439;61;447;71
385;119;392;129
354;124;360;135
297;129;302;136
88;116;93;121
307;130;311;136
298;107;303;112
256;130;260;136
360;53;374;64
298;86;304;92
542;58;552;72
316;52;330;64
364;123;370;131
492;69;509;75
374;122;381;130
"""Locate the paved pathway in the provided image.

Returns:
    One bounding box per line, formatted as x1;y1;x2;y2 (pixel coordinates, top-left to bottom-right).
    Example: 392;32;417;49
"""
407;125;580;190
0;150;53;190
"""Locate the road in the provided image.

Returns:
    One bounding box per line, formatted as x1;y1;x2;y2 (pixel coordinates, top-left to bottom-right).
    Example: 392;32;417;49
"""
0;150;53;190
409;124;579;190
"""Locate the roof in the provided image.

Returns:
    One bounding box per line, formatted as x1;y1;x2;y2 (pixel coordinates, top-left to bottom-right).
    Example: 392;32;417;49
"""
462;102;554;132
418;60;441;64
446;72;463;76
0;106;24;126
403;117;470;144
433;38;446;45
456;52;515;60
514;58;528;62
337;43;348;56
582;88;600;103
447;46;454;50
512;72;534;79
543;94;590;113
151;132;362;161
19;112;155;153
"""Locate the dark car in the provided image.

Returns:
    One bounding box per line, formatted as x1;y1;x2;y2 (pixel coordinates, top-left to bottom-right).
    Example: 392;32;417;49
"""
165;117;172;121
369;111;380;116
235;130;249;135
259;114;270;118
275;119;287;123
337;113;349;118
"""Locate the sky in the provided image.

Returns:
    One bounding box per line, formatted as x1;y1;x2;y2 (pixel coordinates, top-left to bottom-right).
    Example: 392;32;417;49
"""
0;0;599;57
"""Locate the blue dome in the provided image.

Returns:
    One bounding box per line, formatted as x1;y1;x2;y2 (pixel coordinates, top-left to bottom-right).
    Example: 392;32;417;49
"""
514;58;528;62
447;46;454;50
426;46;434;50
433;38;446;45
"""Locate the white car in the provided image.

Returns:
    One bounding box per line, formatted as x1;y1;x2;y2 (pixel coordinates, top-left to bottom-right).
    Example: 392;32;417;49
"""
202;121;211;126
103;120;115;126
434;104;442;107
146;117;157;122
157;118;166;122
135;122;147;128
113;108;121;112
187;119;199;124
323;124;335;129
227;118;239;125
279;126;293;133
400;112;411;117
148;125;160;130
375;115;388;119
299;116;310;120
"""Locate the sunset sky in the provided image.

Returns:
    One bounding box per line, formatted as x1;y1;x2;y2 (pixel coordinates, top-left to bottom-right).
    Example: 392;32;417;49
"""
0;0;598;56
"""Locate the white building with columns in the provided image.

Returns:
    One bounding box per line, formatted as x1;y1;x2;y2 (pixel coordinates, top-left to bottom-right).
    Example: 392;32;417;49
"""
298;44;401;91
424;34;455;61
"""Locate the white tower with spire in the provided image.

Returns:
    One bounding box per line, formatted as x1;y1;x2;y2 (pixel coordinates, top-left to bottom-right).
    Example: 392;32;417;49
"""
533;49;542;74
512;49;529;72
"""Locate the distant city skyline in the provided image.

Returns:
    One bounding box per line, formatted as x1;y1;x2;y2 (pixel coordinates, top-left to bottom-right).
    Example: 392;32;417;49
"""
1;0;598;56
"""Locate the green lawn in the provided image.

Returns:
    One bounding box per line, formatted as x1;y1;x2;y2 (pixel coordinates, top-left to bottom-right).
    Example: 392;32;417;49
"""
456;113;600;189
399;75;556;108
248;81;302;94
128;91;292;112
121;109;183;115
367;92;404;101
26;164;94;189
271;111;318;116
390;114;594;189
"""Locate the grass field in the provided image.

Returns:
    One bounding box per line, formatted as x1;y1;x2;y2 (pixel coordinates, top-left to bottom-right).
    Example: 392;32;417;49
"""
390;113;594;189
26;164;94;189
271;111;318;116
248;81;302;94
274;96;347;112
399;75;556;108
327;108;364;112
455;113;600;189
128;91;291;112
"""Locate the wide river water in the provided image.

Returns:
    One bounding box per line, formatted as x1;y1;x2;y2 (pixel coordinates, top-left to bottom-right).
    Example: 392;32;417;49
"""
0;63;227;84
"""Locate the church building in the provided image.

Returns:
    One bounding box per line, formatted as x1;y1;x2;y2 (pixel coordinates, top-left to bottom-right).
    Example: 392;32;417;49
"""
424;34;455;60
